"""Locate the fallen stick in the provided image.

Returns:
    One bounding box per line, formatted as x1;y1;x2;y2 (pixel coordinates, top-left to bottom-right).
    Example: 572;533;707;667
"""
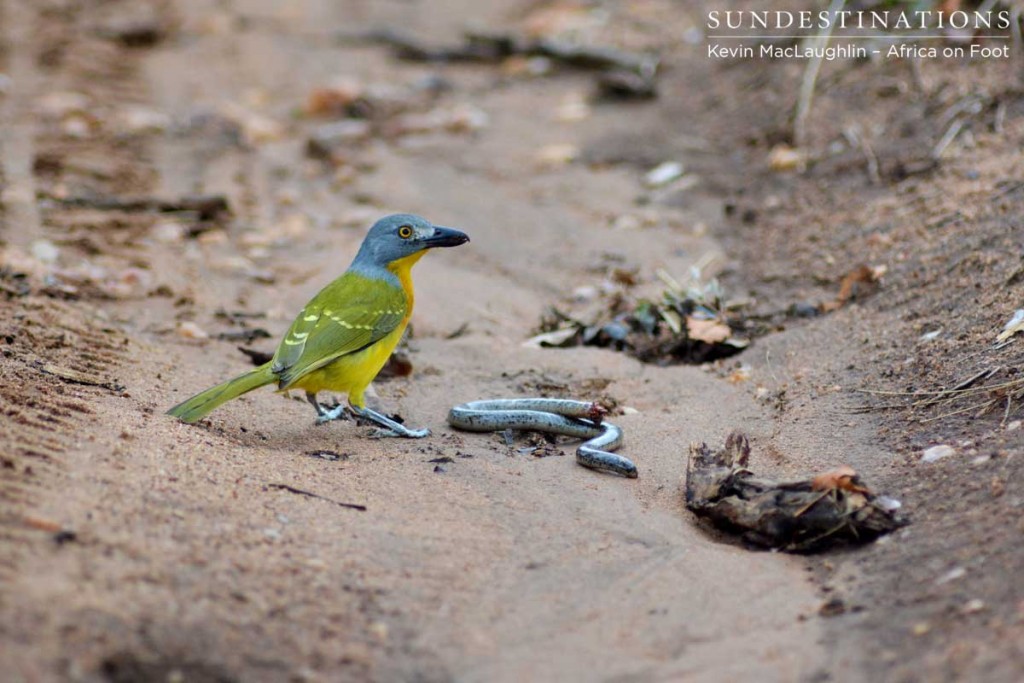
267;483;367;511
38;362;125;392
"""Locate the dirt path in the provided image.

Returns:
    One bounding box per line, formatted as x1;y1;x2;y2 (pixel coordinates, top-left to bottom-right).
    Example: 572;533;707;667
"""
6;0;1022;681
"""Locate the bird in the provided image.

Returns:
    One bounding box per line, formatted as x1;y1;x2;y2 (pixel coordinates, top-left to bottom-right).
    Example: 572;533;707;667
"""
167;213;469;437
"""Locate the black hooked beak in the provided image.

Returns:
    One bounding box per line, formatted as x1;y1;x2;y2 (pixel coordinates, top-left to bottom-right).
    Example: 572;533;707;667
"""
423;225;470;248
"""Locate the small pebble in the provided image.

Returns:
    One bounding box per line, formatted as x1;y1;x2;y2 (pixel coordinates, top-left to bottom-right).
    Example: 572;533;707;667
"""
768;144;806;172
281;212;310;238
572;285;598;302
683;27;704;44
790;301;819;318
921;444;956;463
36;90;90;117
554;95;590;122
874;496;902;513
30;239;60;264
612;214;642;231
151;221;184;244
103;267;152;298
644;161;684;187
117;105;170;134
368;621;389;642
61;114;92;138
935;567;966;585
535;143;578;167
176;321;209;340
963;599;986;614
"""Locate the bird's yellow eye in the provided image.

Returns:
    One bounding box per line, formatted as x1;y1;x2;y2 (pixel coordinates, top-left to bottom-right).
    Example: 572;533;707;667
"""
398;225;413;239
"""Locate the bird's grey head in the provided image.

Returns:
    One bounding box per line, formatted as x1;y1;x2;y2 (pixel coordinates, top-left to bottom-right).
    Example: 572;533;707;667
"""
353;214;469;269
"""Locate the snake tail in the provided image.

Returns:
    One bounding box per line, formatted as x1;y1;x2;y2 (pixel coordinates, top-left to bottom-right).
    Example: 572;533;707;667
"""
167;363;276;423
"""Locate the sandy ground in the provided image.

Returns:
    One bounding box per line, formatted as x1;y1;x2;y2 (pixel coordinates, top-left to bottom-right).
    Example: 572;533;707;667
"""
1;0;1022;681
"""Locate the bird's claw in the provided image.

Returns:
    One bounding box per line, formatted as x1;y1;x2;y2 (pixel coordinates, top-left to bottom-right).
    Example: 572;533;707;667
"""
370;426;431;439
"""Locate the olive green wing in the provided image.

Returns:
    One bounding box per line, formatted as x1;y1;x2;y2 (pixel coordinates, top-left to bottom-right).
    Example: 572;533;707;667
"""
271;273;407;389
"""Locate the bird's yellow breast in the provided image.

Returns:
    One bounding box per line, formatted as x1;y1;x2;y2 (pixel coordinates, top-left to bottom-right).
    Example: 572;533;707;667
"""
292;322;407;406
288;250;427;407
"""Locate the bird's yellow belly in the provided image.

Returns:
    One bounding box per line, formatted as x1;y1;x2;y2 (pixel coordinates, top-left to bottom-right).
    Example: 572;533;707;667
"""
289;322;407;407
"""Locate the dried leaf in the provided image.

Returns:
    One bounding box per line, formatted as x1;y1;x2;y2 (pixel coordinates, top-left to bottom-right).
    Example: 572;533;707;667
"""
304;78;364;118
523;327;578;348
821;264;885;312
660;308;682;335
996;309;1024;343
768;144;806;172
811;466;868;494
847;265;884;300
686;317;731;344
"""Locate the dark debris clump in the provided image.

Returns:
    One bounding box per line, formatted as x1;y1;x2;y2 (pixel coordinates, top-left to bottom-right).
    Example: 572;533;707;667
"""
529;274;749;365
685;432;906;552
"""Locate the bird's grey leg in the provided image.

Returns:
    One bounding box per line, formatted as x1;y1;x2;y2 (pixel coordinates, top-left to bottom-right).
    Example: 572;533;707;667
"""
349;405;431;438
306;391;326;417
309;392;349;424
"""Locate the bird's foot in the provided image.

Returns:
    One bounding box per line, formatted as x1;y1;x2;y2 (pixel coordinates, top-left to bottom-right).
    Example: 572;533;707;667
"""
351;406;431;439
308;392;349;424
314;402;350;425
370;426;431;439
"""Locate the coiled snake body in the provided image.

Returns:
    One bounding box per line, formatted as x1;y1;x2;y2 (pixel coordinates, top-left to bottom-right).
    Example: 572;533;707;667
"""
447;398;637;478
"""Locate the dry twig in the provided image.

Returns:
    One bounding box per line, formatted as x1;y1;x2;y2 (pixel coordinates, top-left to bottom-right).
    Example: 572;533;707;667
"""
793;0;846;148
267;483;367;511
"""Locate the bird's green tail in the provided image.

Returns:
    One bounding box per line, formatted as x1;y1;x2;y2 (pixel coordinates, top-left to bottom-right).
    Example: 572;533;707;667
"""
167;363;276;423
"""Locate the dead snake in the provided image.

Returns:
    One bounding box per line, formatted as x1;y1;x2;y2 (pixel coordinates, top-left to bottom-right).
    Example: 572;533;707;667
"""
447;398;637;478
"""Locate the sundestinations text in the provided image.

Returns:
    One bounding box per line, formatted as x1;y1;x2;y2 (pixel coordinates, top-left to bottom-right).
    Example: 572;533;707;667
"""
707;10;1011;31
